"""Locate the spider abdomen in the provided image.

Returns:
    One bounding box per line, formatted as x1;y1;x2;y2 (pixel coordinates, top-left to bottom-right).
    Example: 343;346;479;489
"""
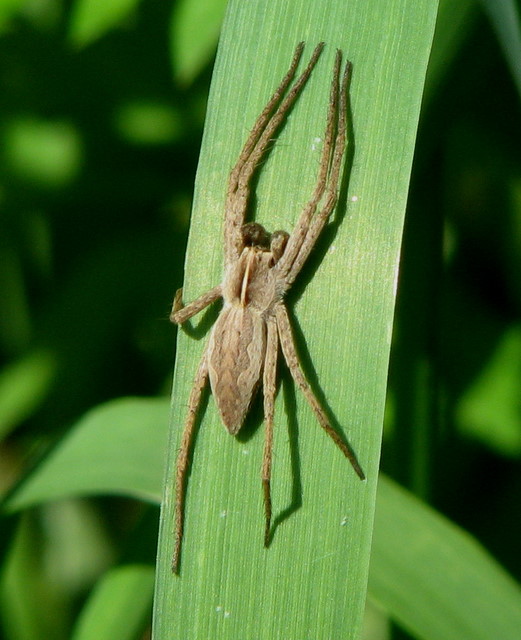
207;305;267;434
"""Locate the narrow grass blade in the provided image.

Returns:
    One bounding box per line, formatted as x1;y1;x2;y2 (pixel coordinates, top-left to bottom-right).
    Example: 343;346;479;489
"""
154;0;439;638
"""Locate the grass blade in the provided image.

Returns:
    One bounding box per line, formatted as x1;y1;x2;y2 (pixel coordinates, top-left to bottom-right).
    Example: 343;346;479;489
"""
154;0;438;638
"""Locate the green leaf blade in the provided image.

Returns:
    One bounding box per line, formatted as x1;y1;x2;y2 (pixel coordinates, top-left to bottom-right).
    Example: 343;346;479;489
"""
370;476;521;640
72;564;155;640
4;398;168;511
154;0;439;638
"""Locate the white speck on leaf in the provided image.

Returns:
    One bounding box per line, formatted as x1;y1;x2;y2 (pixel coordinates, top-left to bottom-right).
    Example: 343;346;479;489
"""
311;136;322;151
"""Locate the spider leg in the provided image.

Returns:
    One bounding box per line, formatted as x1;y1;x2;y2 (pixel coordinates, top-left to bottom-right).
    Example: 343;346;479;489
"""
228;43;304;192
277;52;351;287
170;285;222;324
262;317;279;547
224;42;325;266
172;346;209;574
275;305;365;480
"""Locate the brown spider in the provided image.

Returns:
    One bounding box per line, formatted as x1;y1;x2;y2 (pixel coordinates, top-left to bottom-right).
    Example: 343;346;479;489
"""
170;41;364;574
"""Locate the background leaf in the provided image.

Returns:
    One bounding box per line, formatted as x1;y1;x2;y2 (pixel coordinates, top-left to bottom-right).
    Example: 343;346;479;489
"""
69;0;141;47
71;564;155;640
0;350;56;440
0;0;26;31
170;0;227;84
479;0;521;99
370;476;521;640
4;398;169;511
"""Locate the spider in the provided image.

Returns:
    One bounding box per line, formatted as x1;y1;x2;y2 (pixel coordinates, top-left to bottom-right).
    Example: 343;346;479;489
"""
170;41;365;574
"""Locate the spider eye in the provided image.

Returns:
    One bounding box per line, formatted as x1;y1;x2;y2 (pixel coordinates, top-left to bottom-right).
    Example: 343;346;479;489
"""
241;222;270;248
270;230;289;262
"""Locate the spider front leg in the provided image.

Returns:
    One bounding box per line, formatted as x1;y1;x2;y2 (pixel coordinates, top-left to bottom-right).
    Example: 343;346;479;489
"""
275;305;365;480
224;42;325;266
276;51;351;287
261;318;279;547
170;285;222;325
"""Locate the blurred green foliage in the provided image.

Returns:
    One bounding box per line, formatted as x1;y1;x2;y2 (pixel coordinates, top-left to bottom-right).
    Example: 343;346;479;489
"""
388;0;521;575
0;1;213;636
0;0;520;639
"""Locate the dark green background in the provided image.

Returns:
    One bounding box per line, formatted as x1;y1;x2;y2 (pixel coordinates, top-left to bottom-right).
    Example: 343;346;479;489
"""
1;1;520;638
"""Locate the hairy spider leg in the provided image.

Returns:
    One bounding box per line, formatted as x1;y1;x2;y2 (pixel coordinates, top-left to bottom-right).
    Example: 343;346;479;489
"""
224;42;325;266
261;318;279;546
172;345;210;574
275;305;365;480
276;52;351;287
170;285;222;324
